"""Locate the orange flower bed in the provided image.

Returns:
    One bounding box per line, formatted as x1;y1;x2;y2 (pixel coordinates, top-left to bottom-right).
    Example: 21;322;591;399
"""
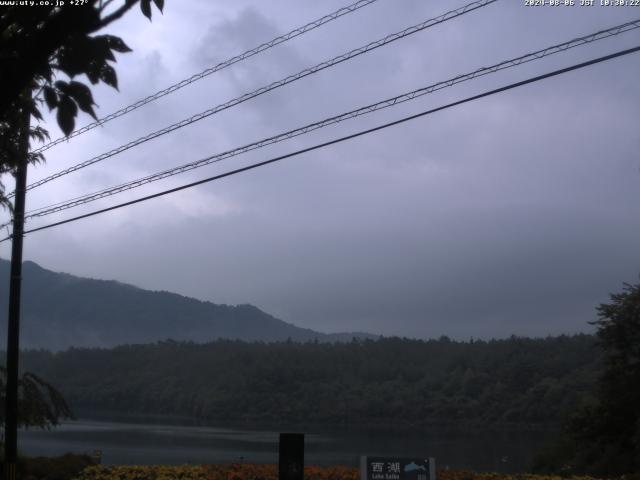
74;464;608;480
436;470;599;480
202;464;359;480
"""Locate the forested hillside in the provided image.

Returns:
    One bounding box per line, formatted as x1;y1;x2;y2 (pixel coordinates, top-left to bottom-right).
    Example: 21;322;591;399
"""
19;335;599;427
0;259;375;349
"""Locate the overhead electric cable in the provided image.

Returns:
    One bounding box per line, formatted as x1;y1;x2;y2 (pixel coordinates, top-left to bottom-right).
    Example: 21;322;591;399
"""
32;0;384;155
20;18;640;221
14;0;496;198
3;44;637;243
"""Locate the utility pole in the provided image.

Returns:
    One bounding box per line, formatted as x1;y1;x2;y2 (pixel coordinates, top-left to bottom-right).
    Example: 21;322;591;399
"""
4;96;31;480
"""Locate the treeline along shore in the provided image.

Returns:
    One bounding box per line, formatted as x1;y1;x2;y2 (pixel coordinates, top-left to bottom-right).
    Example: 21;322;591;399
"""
13;334;599;427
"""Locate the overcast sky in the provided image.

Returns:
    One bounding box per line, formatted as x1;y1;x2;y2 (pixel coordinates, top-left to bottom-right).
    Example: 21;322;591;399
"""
2;0;639;339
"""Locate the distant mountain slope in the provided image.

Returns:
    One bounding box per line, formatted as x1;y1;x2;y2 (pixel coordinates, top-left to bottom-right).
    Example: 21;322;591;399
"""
0;259;377;350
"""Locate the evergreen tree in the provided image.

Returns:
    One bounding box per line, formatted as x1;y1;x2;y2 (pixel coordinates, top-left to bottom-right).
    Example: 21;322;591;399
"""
576;282;640;474
534;282;640;476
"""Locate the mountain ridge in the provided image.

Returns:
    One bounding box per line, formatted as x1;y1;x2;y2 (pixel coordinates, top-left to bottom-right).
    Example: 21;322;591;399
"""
0;258;377;350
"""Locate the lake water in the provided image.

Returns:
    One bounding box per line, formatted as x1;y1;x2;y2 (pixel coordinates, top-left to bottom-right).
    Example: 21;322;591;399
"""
19;419;554;473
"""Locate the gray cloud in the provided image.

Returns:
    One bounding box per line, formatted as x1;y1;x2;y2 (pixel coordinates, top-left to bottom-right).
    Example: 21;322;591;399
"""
3;0;639;340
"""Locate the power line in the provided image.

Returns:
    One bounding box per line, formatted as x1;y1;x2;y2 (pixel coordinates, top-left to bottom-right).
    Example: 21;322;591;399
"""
22;0;496;194
32;0;384;155
14;0;497;197
4;45;637;243
20;18;640;221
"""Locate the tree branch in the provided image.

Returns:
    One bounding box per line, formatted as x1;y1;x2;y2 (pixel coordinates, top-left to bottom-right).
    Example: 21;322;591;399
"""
96;0;139;31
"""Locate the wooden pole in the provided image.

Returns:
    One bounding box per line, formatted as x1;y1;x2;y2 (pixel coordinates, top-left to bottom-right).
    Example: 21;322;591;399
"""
4;96;31;480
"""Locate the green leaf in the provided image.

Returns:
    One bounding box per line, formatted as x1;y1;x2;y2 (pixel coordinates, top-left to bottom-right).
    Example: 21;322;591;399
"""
54;80;69;93
67;81;97;120
152;0;164;13
55;36;93;78
57;95;78;136
43;86;58;111
86;36;116;63
99;41;116;62
29;126;50;144
28;151;45;165
56;35;117;80
85;62;101;85
30;104;43;121
99;65;118;90
140;0;152;20
98;34;132;53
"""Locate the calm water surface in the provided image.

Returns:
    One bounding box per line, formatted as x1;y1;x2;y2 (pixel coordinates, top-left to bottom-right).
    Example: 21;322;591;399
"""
20;419;554;472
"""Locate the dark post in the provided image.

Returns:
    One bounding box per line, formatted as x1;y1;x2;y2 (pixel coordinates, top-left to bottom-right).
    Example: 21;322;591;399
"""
4;97;31;480
279;433;304;480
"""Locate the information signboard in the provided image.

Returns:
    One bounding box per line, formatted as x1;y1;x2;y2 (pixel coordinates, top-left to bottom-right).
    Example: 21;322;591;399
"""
360;456;435;480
